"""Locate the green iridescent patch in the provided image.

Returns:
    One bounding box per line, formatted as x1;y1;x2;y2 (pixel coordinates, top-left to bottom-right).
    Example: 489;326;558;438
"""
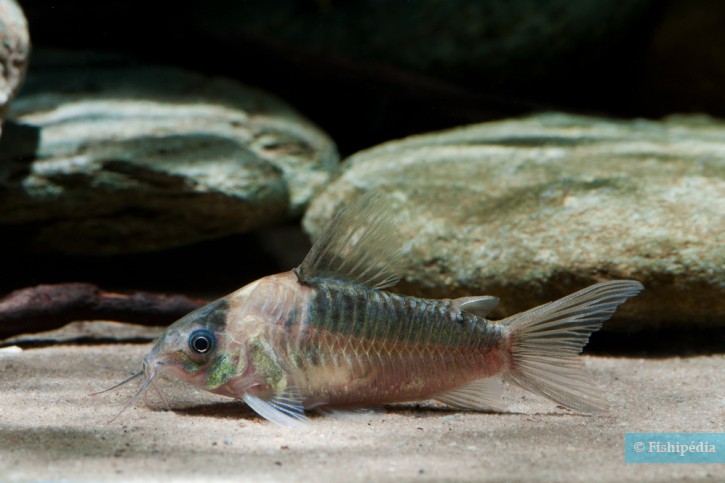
249;340;287;392
205;353;240;389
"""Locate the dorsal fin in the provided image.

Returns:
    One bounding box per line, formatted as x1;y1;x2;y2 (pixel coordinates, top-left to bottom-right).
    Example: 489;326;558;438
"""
453;296;500;318
296;193;404;289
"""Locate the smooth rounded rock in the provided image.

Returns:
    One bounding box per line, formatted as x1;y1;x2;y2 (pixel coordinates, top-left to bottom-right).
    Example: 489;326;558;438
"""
0;62;338;254
303;113;725;330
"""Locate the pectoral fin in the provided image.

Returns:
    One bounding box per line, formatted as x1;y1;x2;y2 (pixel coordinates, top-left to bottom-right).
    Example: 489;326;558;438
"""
434;378;503;412
242;388;309;428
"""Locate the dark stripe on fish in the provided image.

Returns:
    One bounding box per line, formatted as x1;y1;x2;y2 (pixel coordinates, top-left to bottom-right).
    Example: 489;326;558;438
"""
308;280;502;348
176;297;229;331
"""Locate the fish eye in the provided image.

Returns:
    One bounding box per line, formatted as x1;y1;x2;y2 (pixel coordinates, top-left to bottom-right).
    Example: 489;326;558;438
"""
189;329;215;355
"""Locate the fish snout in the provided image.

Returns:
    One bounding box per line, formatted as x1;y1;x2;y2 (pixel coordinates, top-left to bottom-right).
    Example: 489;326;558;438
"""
142;352;161;378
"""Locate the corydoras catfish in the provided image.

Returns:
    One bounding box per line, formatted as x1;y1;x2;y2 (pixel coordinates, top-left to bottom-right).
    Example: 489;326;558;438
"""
101;195;643;427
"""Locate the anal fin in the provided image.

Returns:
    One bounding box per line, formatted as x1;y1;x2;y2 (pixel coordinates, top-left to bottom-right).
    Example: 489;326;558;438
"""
434;378;503;412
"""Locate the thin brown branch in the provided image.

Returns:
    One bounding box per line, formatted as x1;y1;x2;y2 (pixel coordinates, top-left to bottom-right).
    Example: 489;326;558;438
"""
0;283;206;339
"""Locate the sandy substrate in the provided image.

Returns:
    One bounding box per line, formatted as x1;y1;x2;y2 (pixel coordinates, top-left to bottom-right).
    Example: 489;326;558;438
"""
0;342;723;482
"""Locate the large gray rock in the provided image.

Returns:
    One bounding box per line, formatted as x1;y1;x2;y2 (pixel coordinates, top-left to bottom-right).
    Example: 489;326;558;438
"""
303;113;725;330
0;62;338;254
0;0;30;128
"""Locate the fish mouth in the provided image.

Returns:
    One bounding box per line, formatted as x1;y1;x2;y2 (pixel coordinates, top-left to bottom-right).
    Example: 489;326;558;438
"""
91;354;170;423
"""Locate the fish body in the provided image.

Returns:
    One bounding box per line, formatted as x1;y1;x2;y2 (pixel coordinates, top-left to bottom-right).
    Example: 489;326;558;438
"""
189;272;508;411
118;195;643;426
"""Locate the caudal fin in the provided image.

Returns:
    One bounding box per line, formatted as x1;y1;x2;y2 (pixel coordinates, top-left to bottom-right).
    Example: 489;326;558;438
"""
503;280;643;413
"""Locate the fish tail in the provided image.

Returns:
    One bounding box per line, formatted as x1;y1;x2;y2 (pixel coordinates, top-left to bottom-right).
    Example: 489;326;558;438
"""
502;280;643;413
